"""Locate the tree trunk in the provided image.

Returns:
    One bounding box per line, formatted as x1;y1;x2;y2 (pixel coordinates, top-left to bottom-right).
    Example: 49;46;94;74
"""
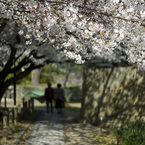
31;68;42;85
64;68;71;88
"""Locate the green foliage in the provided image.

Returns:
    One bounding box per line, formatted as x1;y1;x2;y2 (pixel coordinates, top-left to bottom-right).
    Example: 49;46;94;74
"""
43;64;62;74
4;71;32;85
17;72;32;84
4;73;14;82
40;63;66;83
40;74;54;83
92;132;116;145
113;121;145;145
40;63;83;83
72;64;83;73
40;64;55;83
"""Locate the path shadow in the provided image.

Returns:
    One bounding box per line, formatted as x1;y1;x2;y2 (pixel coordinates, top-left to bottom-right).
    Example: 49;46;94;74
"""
62;105;116;145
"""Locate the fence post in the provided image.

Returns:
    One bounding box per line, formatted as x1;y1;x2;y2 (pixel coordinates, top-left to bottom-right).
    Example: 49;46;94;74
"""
9;108;13;129
18;104;21;122
117;128;120;145
29;99;33;112
3;111;8;140
31;98;34;111
3;111;8;129
100;117;103;133
4;96;7;108
22;97;25;111
14;105;18;125
24;101;27;112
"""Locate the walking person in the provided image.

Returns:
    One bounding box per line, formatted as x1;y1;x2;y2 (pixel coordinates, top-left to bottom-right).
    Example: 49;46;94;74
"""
54;83;65;114
44;82;54;113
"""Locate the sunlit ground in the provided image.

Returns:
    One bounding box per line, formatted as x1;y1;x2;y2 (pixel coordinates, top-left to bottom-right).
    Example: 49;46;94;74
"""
62;103;117;145
1;98;117;145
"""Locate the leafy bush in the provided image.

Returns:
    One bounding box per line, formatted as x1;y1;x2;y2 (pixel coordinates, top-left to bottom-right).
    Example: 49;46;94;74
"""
113;121;145;145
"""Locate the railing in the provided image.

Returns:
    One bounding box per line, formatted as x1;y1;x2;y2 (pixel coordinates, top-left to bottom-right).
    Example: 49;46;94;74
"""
1;97;34;140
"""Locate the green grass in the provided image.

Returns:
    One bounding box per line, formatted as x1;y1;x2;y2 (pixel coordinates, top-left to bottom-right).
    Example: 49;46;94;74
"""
92;133;117;145
64;102;81;112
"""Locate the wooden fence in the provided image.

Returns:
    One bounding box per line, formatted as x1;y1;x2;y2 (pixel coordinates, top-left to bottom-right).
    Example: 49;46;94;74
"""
2;97;34;140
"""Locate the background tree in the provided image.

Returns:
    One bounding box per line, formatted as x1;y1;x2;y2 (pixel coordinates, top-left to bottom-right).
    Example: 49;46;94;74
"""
31;68;43;85
0;19;59;101
40;64;56;84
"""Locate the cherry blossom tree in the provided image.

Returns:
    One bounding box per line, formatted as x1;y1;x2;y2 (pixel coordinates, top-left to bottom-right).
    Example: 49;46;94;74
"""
0;0;145;100
0;18;59;101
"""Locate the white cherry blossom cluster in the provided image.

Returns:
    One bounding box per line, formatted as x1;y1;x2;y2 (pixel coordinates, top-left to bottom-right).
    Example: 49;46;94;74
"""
0;0;145;68
64;50;85;64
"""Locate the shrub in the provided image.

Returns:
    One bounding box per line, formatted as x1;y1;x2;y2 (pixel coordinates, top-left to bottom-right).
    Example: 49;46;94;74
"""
113;121;145;145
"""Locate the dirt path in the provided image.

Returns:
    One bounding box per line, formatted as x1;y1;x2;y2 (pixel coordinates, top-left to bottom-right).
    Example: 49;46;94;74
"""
0;101;116;145
62;108;100;145
62;106;116;145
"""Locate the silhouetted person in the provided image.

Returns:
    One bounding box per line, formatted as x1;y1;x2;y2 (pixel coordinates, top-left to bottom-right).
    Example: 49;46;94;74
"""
54;83;65;114
44;82;54;113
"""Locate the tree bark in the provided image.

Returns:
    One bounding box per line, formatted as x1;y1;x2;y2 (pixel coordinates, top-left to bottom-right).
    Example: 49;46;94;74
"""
31;68;42;85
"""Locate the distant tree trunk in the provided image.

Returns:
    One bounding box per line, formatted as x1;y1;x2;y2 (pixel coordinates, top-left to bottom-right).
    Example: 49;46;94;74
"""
64;69;71;88
31;68;42;85
63;64;72;88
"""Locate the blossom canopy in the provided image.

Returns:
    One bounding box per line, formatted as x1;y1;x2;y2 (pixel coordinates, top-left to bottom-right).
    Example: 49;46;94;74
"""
0;0;145;67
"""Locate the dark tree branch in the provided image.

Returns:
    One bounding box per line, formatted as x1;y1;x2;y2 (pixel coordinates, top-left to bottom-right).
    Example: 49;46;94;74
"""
0;45;16;85
66;31;80;40
32;51;45;59
9;58;32;73
15;49;25;62
0;19;7;33
0;62;44;99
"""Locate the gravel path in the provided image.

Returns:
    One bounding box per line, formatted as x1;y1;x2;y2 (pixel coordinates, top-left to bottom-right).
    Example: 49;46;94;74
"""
62;109;100;145
25;108;64;145
22;106;115;145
